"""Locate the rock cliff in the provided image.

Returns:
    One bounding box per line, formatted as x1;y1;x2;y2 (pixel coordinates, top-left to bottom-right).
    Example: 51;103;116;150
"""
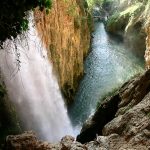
144;8;150;69
35;0;91;104
77;69;150;149
105;0;150;68
105;0;147;58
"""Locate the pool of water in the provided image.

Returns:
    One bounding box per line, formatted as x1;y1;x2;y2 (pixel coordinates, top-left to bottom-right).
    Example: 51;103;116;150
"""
68;21;144;135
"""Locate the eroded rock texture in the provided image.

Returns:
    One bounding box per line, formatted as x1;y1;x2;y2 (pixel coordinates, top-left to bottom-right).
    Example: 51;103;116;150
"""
35;0;91;104
77;69;150;149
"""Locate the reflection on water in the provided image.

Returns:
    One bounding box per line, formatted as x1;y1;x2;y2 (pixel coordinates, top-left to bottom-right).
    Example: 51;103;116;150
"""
68;21;144;136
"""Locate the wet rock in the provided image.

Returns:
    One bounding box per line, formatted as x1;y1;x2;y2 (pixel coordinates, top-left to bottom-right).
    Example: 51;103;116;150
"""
77;69;150;149
77;92;121;143
4;131;60;150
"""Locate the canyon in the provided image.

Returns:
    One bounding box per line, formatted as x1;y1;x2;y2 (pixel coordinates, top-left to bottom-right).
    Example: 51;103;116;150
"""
1;0;150;150
34;0;91;104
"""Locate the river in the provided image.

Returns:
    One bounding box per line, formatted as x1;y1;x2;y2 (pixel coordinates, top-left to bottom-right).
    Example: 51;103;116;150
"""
68;21;144;135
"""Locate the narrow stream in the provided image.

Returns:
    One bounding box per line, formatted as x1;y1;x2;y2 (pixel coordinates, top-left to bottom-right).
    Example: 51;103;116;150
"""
68;21;144;135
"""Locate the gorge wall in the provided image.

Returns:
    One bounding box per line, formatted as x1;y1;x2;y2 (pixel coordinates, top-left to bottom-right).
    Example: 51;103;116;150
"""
145;27;150;69
35;0;91;104
144;1;150;69
105;0;147;58
106;0;150;69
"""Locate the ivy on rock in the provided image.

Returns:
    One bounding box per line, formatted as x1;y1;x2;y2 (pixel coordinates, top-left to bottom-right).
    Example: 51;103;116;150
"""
0;0;52;46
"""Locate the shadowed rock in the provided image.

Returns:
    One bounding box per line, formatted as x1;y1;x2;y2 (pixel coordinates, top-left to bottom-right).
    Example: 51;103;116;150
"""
76;93;121;143
77;69;150;145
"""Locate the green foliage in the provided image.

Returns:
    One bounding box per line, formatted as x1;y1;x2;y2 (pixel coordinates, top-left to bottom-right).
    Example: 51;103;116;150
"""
74;16;81;29
87;14;93;31
87;0;113;10
0;0;52;46
66;4;78;17
106;2;144;33
147;112;150;118
0;84;21;148
106;12;128;32
0;85;6;98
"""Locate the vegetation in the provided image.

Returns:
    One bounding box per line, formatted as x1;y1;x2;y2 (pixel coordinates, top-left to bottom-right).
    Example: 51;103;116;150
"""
106;2;144;32
105;0;150;34
87;0;113;10
142;0;150;27
0;0;52;47
0;84;21;148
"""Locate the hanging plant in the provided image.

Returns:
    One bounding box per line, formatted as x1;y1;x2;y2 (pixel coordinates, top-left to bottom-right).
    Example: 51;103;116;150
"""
0;0;52;47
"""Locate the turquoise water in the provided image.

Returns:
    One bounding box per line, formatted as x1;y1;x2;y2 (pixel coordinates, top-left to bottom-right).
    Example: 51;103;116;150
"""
68;21;144;135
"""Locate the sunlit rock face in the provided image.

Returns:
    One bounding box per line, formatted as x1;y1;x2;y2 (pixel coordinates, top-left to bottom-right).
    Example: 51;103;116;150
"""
34;0;91;104
106;0;147;59
145;27;150;69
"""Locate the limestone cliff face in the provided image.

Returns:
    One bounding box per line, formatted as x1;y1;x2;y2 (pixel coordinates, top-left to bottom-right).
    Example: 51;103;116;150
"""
143;2;150;69
35;0;91;104
106;0;147;58
105;0;150;67
145;27;150;69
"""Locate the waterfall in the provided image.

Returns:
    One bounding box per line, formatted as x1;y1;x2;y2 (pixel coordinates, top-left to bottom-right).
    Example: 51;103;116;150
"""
0;14;73;142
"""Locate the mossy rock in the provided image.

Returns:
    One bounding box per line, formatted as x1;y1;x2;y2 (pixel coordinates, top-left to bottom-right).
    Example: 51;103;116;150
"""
105;3;144;34
0;84;21;148
106;12;129;33
0;0;52;46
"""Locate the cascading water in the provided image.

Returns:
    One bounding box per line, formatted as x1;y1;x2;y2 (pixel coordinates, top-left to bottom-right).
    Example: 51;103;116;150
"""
0;14;73;142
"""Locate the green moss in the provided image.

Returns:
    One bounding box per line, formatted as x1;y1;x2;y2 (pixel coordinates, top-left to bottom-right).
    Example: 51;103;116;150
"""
147;112;150;118
87;14;93;31
120;3;142;16
87;0;113;10
66;4;78;17
107;12;129;32
105;2;144;34
74;16;81;29
0;85;6;98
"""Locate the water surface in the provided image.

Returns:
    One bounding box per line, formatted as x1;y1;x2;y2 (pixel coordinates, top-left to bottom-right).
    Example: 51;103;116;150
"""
68;21;144;135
